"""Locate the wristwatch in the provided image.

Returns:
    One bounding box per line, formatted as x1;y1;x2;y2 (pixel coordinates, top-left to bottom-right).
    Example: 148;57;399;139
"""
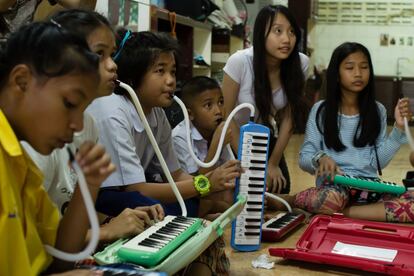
193;174;210;197
312;151;327;168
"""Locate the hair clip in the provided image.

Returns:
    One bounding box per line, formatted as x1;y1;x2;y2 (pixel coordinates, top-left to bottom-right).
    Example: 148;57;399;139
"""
50;18;62;28
113;30;131;61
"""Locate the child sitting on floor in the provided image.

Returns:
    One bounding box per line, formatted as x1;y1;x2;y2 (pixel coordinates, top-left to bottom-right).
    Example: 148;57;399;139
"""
86;30;240;275
22;9;164;243
0;21;114;275
172;76;234;217
269;42;413;223
87;30;241;218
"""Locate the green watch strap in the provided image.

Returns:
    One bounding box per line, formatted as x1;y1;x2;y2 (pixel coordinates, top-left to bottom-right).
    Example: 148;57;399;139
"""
194;174;210;197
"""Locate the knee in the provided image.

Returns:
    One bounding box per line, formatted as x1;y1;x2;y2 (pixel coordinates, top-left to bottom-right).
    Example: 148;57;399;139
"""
384;195;414;223
313;188;348;215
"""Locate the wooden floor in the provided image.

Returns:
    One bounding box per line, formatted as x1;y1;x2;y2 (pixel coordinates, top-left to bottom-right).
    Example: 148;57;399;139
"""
223;130;413;275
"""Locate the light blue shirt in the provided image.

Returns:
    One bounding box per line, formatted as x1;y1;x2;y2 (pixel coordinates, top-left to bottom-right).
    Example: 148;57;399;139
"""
87;94;180;188
172;120;232;174
300;100;407;185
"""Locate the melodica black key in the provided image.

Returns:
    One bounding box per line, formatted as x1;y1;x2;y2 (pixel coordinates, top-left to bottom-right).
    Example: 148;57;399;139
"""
261;212;305;242
333;175;406;195
118;215;202;267
77;264;168;276
231;122;270;251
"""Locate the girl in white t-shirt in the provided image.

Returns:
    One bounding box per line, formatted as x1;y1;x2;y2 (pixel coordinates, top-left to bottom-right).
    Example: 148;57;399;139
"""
222;5;309;195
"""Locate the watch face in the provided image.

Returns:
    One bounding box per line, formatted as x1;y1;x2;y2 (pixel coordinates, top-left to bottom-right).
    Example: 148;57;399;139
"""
199;178;208;189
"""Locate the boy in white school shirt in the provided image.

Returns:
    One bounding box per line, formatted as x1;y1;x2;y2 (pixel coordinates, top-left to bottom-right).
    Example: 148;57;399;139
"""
172;76;234;217
87;31;241;219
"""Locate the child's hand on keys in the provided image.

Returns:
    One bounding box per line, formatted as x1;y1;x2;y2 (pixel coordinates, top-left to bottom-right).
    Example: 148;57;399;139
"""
135;204;165;224
208;160;242;192
75;141;116;189
101;205;163;241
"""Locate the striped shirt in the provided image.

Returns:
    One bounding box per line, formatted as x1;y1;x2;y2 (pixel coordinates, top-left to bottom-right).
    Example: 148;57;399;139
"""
299;100;407;185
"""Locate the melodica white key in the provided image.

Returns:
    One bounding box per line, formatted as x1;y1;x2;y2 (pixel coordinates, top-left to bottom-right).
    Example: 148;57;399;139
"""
261;212;305;241
121;216;193;253
231;122;270;251
118;215;202;267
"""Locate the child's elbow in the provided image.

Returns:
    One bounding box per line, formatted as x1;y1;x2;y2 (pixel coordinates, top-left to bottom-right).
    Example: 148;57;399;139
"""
298;154;309;170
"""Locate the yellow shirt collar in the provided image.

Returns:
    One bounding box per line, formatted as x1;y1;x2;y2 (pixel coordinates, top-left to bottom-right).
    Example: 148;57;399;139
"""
0;109;23;157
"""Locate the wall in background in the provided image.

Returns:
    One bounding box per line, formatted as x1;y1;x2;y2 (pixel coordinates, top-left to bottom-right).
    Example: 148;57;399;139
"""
244;0;288;42
309;0;414;77
310;24;414;77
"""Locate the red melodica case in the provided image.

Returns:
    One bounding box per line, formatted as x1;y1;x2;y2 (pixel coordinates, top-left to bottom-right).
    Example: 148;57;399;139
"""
269;214;414;275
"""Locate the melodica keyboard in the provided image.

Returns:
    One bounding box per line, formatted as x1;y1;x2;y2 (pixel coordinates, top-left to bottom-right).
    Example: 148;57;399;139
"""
231;122;270;251
333;175;406;195
118;216;202;267
261;212;305;242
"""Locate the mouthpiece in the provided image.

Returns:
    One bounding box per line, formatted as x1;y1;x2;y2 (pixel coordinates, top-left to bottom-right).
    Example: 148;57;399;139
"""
67;148;75;162
113;80;124;95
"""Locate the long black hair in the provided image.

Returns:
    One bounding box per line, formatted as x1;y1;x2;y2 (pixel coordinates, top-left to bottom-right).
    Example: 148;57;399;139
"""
0;21;99;90
50;9;112;40
252;5;306;132
316;42;379;151
113;30;180;93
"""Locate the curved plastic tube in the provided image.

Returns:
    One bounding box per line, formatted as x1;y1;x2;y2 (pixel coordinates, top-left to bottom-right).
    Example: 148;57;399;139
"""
202;102;295;213
264;192;292;213
405;117;414;151
403;117;414;191
118;81;187;216
174;95;254;168
45;149;100;261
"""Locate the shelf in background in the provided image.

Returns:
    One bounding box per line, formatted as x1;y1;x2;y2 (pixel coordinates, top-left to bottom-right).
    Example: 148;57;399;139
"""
150;6;244;81
151;6;213;81
155;8;212;31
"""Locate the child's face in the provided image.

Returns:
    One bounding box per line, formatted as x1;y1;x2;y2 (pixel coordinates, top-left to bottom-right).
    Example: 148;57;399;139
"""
18;71;98;155
339;51;370;95
87;25;118;97
189;88;224;133
137;51;176;113
265;13;296;62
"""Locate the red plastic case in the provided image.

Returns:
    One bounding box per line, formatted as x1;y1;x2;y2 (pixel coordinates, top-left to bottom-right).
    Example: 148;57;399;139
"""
269;214;414;275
